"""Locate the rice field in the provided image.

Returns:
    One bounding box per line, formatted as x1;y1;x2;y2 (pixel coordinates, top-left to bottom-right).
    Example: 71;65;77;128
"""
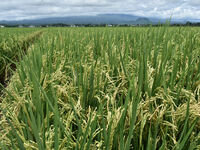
0;26;200;149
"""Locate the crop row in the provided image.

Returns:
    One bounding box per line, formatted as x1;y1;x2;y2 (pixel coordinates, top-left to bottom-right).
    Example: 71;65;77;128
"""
0;30;43;88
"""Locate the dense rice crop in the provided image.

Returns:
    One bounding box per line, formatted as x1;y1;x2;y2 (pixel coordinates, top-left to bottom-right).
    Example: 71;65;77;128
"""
0;26;200;149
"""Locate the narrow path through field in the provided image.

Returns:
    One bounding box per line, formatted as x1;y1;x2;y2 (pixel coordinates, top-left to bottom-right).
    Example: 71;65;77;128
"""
0;30;44;96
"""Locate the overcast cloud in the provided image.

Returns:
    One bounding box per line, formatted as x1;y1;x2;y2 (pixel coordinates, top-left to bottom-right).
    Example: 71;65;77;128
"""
0;0;199;20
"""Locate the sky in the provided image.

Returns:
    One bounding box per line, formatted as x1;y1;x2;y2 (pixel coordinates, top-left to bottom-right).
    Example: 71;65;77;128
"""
0;0;200;21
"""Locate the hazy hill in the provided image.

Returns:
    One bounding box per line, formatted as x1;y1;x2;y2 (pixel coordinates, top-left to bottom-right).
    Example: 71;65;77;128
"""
0;14;159;25
0;14;197;25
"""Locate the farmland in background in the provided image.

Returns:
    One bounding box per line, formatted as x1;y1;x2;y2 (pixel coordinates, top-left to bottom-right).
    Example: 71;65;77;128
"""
0;26;200;149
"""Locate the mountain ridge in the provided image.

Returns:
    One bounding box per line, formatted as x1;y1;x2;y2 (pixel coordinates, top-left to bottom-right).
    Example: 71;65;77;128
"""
0;14;198;25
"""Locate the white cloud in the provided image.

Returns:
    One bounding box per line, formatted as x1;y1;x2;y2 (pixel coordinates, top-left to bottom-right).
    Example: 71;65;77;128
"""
0;0;199;20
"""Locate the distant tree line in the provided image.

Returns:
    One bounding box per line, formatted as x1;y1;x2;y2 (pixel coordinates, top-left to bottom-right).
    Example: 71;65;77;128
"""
170;21;200;27
1;21;200;28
